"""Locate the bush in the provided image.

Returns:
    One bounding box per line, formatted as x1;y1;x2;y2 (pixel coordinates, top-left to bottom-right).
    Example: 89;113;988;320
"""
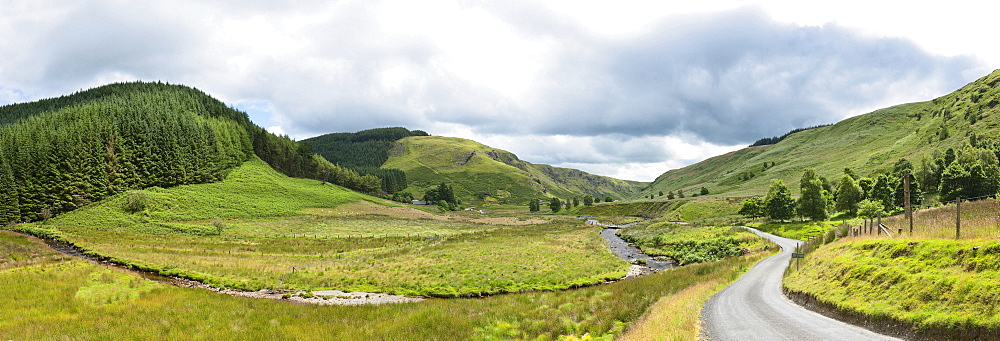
124;190;151;213
211;218;226;235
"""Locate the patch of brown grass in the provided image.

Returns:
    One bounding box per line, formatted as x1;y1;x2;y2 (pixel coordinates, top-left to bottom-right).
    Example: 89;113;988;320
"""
303;201;450;221
470;217;548;226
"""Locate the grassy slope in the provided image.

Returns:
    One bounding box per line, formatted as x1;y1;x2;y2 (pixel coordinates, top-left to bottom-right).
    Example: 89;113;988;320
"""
45;157;369;235
642;69;1000;198
382;135;646;203
784;238;1000;334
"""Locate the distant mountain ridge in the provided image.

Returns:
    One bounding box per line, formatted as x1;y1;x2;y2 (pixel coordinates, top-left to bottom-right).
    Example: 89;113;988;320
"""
381;136;647;204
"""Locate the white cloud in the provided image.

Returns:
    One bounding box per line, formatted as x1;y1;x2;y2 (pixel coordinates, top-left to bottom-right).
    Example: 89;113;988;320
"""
0;0;992;181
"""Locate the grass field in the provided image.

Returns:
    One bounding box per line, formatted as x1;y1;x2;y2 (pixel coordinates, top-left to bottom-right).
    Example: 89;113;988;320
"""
0;232;770;340
32;222;627;297
21;158;631;297
784;238;1000;335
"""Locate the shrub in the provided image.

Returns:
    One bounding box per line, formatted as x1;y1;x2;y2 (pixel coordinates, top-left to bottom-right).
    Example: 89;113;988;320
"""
124;190;152;213
211;218;226;235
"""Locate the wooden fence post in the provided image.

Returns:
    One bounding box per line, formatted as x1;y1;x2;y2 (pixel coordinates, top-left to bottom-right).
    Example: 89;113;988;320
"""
956;197;961;239
904;171;913;235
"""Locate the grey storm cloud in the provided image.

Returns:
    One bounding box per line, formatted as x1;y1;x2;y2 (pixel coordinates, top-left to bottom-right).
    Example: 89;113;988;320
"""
518;9;979;145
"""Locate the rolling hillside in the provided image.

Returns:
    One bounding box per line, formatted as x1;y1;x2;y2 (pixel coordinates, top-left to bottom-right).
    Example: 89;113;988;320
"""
642;69;1000;199
382;136;647;204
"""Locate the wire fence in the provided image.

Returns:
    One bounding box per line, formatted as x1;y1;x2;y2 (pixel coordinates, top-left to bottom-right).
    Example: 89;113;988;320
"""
857;196;1000;240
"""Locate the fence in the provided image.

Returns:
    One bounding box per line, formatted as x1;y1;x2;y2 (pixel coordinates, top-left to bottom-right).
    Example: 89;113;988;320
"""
858;196;1000;240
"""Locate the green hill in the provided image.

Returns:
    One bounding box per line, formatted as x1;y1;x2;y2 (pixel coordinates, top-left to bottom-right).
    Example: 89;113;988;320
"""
0;82;388;225
302;127;429;194
382;136;647;204
642;69;1000;199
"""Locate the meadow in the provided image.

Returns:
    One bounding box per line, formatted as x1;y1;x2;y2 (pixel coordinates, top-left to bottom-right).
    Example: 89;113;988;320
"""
19;159;633;297
31;222;626;297
0;232;772;340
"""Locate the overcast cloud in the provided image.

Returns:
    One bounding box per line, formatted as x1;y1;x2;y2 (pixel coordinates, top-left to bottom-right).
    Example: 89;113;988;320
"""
0;0;992;181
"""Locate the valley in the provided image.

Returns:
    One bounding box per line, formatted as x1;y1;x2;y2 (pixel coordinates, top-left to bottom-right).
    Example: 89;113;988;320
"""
3;69;1000;340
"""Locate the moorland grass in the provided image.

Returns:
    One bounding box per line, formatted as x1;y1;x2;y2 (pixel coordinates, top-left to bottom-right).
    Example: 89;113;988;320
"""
784;238;1000;334
25;222;627;296
29;158;629;297
0;243;768;340
0;230;72;270
383;136;644;204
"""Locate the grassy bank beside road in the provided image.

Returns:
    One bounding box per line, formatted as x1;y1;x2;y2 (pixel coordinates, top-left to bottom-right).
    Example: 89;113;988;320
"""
784;238;1000;338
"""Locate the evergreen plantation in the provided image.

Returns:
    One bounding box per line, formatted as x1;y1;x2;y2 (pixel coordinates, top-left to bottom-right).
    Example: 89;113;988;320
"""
0;82;381;225
302;127;429;194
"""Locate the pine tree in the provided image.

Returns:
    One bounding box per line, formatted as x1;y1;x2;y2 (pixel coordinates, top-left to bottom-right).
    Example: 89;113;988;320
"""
528;200;540;212
549;198;562;212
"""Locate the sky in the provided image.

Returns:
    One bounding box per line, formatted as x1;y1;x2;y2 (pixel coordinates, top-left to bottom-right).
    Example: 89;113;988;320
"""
1;1;997;182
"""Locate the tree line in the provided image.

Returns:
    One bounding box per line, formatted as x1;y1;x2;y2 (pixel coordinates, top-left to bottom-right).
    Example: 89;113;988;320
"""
749;124;832;147
739;148;1000;222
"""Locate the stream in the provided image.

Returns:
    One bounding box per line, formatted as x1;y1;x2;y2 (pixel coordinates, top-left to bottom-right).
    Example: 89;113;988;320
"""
596;221;675;277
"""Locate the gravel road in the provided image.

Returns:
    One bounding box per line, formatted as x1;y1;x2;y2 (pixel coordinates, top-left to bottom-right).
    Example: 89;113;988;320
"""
700;227;901;341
